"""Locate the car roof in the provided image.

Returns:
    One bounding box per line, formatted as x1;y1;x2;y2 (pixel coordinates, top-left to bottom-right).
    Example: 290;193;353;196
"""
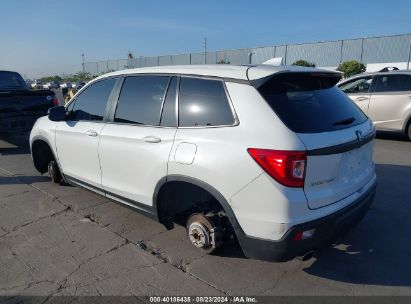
0;70;21;74
373;70;411;76
96;64;340;82
345;70;411;79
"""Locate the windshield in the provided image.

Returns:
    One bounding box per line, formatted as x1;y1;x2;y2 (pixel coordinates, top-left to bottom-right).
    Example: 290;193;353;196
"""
0;71;28;90
257;73;367;133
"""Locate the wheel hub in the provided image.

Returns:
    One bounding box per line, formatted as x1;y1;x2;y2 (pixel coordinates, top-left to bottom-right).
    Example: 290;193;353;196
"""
188;222;210;248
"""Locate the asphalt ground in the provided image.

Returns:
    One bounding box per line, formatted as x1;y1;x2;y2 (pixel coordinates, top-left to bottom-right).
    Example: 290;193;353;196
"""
0;132;410;297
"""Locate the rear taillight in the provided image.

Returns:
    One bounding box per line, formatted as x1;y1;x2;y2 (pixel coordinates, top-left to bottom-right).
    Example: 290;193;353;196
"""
247;148;307;188
52;97;59;106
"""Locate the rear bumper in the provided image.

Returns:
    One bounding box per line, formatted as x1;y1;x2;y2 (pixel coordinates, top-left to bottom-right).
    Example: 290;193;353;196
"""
236;183;376;262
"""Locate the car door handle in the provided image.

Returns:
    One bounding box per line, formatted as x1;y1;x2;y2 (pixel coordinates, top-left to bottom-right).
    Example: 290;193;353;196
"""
85;130;98;137
143;135;161;143
355;97;369;101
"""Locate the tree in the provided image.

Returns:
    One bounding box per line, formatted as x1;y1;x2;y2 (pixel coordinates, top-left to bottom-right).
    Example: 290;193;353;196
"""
39;75;62;83
337;60;366;78
216;59;230;64
71;72;93;82
292;60;315;67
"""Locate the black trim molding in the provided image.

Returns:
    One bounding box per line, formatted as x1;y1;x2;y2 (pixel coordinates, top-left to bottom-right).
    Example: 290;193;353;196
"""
307;130;376;156
64;174;158;220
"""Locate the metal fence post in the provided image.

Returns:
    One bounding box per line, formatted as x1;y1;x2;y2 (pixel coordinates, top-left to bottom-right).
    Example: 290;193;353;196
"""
360;38;365;62
407;36;411;70
204;37;207;64
340;40;344;63
284;44;288;65
189;53;192;65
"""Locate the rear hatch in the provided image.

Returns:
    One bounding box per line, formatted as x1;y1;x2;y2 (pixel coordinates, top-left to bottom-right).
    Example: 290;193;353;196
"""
254;69;375;209
298;123;374;209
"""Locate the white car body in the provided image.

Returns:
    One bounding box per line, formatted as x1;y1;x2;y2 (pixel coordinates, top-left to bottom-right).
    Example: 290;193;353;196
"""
30;65;377;261
338;71;411;140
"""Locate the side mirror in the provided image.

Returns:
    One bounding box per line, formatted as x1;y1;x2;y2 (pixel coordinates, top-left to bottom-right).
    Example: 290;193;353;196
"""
48;106;66;122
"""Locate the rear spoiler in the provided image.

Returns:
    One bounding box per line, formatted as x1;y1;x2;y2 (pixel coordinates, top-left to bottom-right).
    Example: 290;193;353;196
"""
247;65;343;89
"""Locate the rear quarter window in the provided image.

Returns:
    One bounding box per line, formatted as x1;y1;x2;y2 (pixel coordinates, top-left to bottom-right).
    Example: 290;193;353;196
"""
373;74;411;92
257;73;367;133
0;71;27;90
179;77;235;127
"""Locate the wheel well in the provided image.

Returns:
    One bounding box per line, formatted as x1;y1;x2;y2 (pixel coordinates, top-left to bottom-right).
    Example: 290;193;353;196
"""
156;181;226;226
406;116;411;132
32;140;55;174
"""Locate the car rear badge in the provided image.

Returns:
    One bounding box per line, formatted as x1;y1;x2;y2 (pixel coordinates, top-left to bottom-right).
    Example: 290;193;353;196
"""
356;130;364;144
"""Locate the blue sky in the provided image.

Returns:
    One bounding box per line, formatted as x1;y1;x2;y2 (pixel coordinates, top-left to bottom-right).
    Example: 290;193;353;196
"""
1;0;410;78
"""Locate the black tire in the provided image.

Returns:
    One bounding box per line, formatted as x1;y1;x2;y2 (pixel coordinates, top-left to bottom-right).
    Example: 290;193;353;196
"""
407;122;411;141
48;161;62;184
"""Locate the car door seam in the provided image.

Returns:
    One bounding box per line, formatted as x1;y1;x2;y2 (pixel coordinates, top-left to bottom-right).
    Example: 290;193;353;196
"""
97;123;107;189
166;128;178;181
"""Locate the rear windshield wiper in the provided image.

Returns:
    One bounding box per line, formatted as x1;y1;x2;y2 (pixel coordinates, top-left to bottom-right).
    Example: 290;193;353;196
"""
332;117;355;126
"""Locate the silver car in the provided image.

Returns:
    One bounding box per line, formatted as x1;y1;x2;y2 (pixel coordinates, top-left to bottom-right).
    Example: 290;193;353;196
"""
338;70;411;140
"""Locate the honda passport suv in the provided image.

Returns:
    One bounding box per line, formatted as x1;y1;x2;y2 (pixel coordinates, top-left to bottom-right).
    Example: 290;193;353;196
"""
30;65;377;261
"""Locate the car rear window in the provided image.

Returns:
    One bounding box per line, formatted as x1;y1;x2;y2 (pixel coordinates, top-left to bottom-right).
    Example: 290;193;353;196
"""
257;73;367;133
0;71;27;90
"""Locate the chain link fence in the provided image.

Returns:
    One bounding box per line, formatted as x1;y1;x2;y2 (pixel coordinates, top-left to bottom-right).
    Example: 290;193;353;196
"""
84;34;411;76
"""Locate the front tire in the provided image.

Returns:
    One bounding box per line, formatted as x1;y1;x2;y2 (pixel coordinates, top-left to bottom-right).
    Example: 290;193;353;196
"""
48;161;62;184
407;122;411;141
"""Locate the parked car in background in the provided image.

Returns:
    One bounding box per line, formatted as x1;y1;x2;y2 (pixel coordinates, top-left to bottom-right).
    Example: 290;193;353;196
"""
60;82;72;89
72;81;86;90
25;79;33;89
31;80;43;90
43;81;60;90
0;70;58;134
338;70;411;140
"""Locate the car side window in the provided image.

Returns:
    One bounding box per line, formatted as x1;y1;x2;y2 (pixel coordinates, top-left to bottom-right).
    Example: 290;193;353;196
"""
114;76;170;125
339;77;372;94
179;77;235;127
373;74;411;92
68;78;116;121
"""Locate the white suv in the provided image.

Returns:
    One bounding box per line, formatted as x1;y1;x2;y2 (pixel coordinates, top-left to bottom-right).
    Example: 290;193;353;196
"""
30;65;377;261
